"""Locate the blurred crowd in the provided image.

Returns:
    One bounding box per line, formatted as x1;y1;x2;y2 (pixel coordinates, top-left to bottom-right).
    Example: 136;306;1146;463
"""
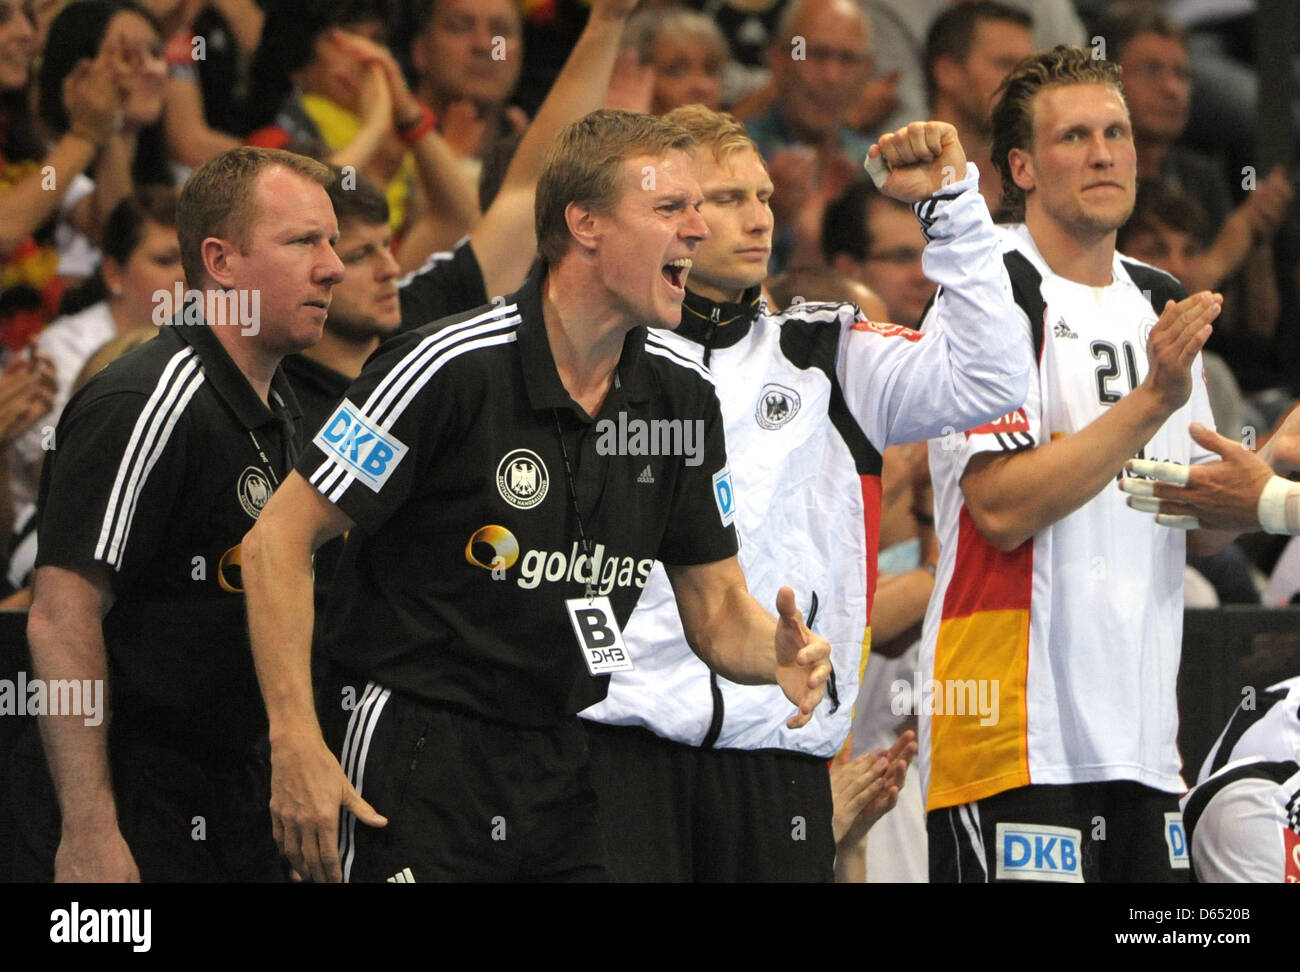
1;0;1297;881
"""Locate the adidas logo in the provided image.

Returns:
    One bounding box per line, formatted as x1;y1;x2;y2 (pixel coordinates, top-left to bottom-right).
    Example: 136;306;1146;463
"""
637;464;654;484
1053;319;1078;339
386;867;416;883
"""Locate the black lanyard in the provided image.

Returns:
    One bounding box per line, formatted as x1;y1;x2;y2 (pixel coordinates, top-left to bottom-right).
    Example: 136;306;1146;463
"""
552;410;596;601
247;428;281;489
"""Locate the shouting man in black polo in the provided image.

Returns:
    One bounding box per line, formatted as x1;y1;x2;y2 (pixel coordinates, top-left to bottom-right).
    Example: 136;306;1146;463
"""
242;110;833;883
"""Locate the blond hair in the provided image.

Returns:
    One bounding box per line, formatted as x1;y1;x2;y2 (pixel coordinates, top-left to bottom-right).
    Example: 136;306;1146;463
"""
662;105;759;165
991;45;1127;221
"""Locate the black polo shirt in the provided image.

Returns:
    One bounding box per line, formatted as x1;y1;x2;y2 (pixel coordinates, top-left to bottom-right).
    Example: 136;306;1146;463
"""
36;318;301;758
297;263;739;728
284;238;489;441
397;237;488;332
282;352;350;444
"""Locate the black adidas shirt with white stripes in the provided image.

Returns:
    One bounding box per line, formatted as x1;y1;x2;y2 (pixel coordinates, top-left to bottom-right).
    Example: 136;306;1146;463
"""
298;262;739;728
36;317;303;757
397;237;487;334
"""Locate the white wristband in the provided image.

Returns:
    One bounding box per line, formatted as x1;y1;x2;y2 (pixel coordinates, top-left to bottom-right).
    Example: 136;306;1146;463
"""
1257;475;1300;534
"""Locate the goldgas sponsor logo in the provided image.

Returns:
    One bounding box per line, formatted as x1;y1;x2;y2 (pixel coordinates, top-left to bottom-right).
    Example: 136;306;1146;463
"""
314;400;408;492
466;525;652;594
465;525;519;570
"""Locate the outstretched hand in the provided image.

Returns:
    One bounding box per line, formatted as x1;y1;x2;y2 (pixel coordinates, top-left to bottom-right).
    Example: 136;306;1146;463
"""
1121;422;1275;531
774;586;832;729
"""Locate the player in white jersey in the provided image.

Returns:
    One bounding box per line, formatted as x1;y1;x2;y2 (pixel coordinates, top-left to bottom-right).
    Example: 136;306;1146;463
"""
919;45;1235;883
580;107;1033;880
1181;758;1300;882
1198;676;1300;783
1179;677;1300;882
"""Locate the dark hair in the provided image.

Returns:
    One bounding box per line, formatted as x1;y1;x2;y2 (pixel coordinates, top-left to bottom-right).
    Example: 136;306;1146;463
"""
821;179;909;262
1116;177;1208;251
990;45;1126;222
37;0;171;187
37;0;157;135
102;184;178;264
248;0;393;130
1090;0;1186;64
60;185;179;314
326;165;390;228
925;1;1034;107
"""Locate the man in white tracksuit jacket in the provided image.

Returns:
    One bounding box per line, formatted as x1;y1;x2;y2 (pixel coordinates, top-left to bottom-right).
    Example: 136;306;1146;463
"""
580;106;1033;881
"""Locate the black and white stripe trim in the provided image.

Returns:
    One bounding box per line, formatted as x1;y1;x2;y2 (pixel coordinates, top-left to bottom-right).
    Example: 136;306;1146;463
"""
645;334;715;384
396;247;455;290
339;680;391;883
959;802;988;878
310;304;520;502
769;304;847;327
93;347;205;569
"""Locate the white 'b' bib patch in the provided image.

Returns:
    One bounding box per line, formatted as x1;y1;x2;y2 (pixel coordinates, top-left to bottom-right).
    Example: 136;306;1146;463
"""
565;597;634;675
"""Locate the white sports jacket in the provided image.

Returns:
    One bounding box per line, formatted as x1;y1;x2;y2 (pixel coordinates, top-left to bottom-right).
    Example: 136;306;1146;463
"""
581;164;1031;758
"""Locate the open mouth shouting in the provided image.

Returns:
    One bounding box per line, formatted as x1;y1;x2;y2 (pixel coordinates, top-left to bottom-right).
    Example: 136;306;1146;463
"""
663;257;693;294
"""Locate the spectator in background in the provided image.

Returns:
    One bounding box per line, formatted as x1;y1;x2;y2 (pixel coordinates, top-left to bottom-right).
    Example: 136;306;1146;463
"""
408;0;525;173
247;2;479;271
689;0;789;107
925;2;1034;213
1095;1;1294;394
248;1;409;220
744;0;880;271
1120;178;1282;349
162;0;266;167
0;0;122;345
822;180;937;327
864;0;1085;137
1093;2;1232;228
1092;1;1294;395
746;0;877;169
624;5;728;116
37;0;171;287
8;187;182;538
